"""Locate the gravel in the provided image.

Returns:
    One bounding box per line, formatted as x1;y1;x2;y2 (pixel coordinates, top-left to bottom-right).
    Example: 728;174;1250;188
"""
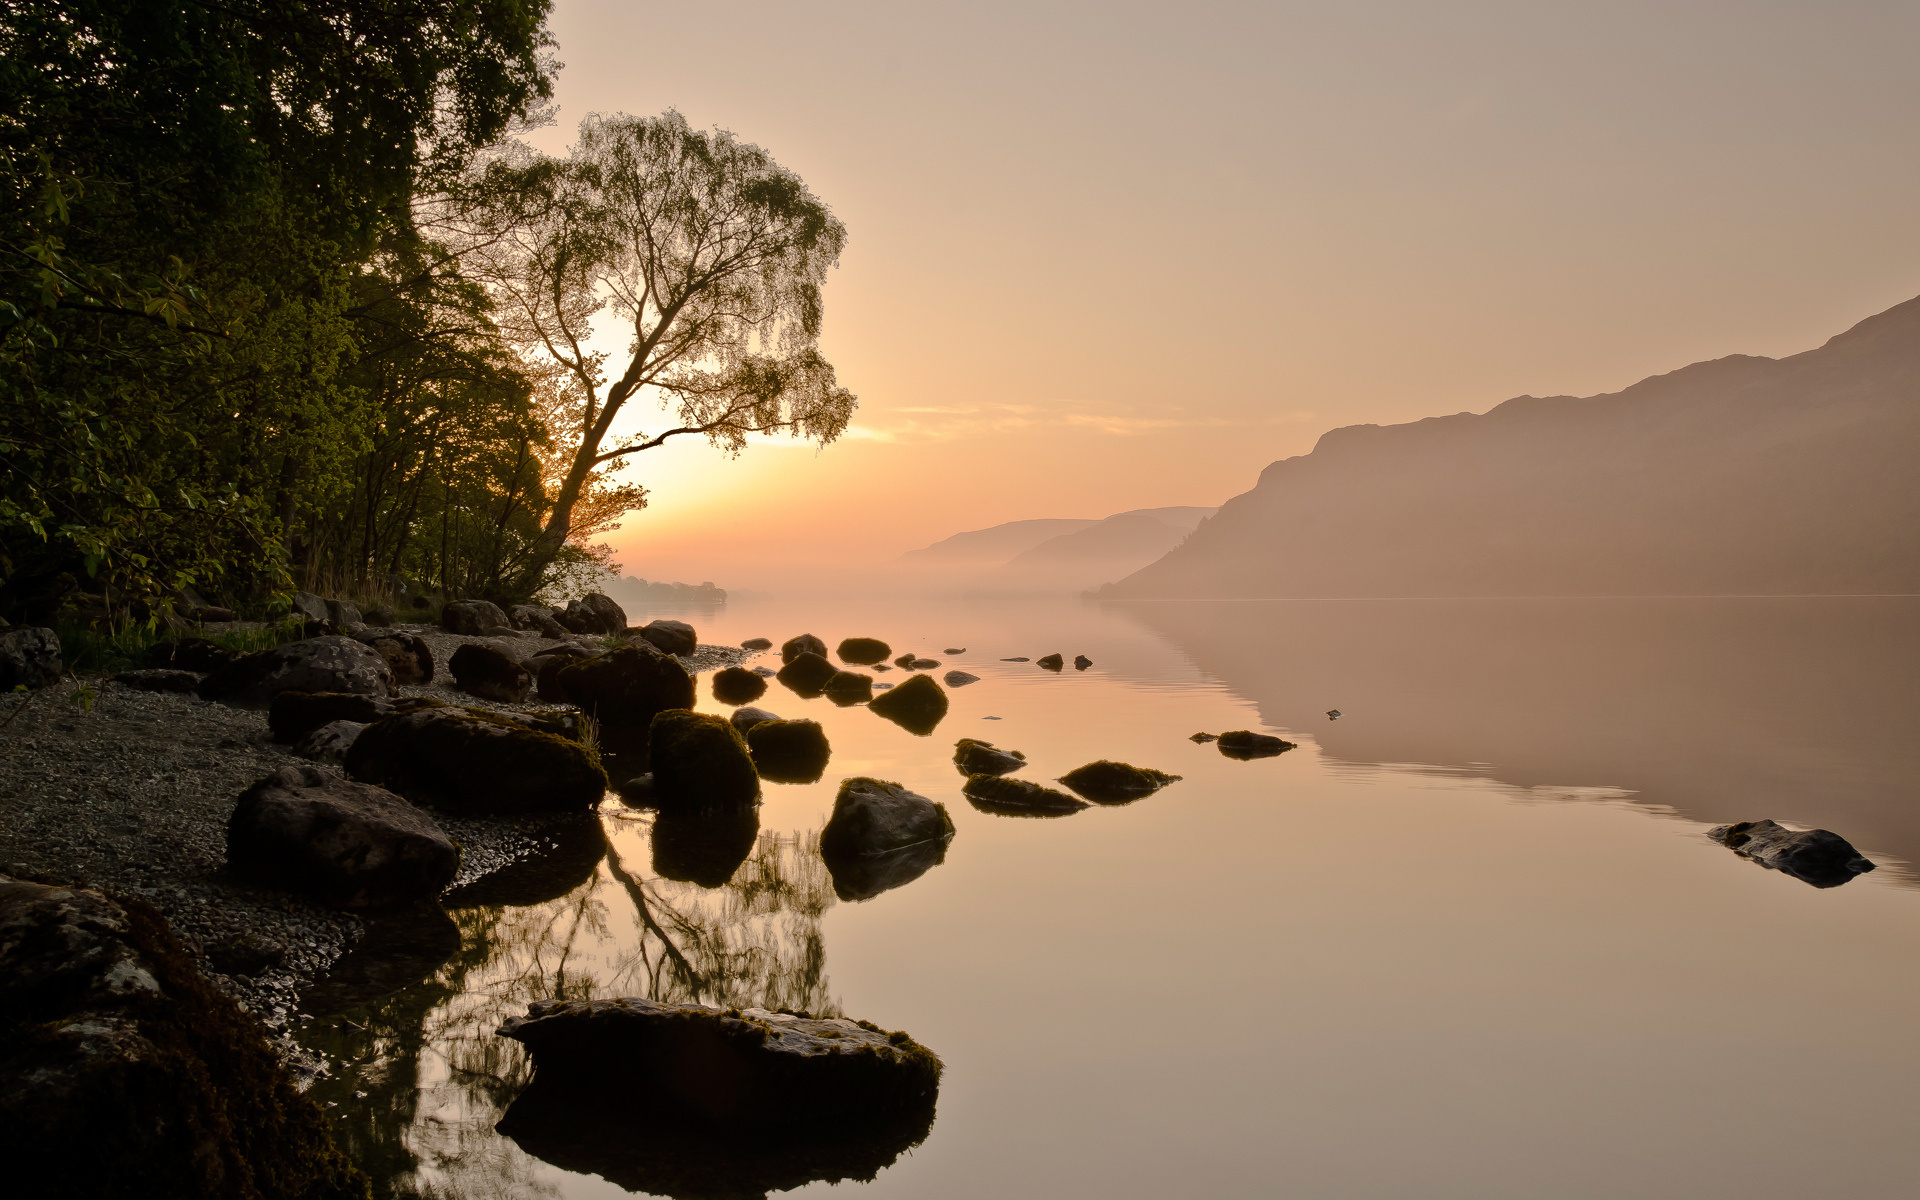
0;625;741;1072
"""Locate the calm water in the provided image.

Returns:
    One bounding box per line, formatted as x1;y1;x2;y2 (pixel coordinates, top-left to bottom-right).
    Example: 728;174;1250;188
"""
299;596;1920;1199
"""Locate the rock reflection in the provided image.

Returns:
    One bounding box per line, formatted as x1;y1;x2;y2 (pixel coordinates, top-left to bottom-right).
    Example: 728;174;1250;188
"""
651;805;760;887
297;817;842;1199
823;838;951;901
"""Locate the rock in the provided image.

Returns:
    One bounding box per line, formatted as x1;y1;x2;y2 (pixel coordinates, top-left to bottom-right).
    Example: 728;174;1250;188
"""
1217;730;1296;759
1189;732;1218;743
615;773;655;806
226;763;458;908
198;635;393;708
999;656;1029;662
480;624;521;638
823;670;874;705
0;877;367;1198
1036;653;1064;670
579;592;627;634
355;629;434;685
649;709;759;807
1073;655;1092;670
729;705;782;733
819;778;955;902
744;718;832;784
0;626;62;690
450;642;533;703
781;633;829;663
906;657;940;670
942;670;980;687
293;719;367;767
836;637;891;664
874;681;894;689
741;637;773;650
944;647;966;654
776;649;840;696
497;997;941;1129
207;931;286;978
189;605;237;623
527;644;595;701
556;643;696;728
288;590;329;621
652;806;760;887
440;598;510;634
953;738;1025;776
1057;761;1181;803
145;636;237;672
111;668;201;693
346;706;608;815
323;598;363;627
1707;819;1878;888
509;604;567;639
867;672;949;736
364;604;396;627
962;773;1088;815
442;815;608;909
892;652;915;668
872;662;891;671
637;619;697;656
1326;709;1342;719
267;689;392;743
711;665;769;705
751;665;776;677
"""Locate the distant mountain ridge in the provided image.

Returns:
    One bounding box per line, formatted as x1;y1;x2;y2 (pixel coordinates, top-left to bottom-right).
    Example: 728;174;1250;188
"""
899;518;1099;564
1103;294;1920;598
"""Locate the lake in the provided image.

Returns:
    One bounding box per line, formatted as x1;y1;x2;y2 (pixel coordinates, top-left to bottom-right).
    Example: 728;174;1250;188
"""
299;595;1920;1199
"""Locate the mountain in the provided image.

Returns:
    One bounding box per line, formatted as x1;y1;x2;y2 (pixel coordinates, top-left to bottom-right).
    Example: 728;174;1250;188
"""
1003;507;1219;568
1103;295;1920;598
899;518;1098;564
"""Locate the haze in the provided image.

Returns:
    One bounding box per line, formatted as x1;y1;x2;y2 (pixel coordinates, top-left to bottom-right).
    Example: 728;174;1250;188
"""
522;0;1920;590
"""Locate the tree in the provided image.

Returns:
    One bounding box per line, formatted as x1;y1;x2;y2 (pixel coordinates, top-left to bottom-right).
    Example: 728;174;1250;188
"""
468;111;857;587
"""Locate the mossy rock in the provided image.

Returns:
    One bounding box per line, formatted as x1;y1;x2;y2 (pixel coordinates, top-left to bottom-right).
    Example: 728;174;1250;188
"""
819;778;954;902
745;718;833;784
822;670;874;705
836;637;891;664
962;773;1087;816
652;805;761;887
345;707;607;815
776;650;839;696
867;672;948;736
711;665;769;705
449;642;532;703
649;709;759;807
1056;760;1182;804
1216;730;1296;759
953;738;1025;777
1035;653;1064;670
780;633;828;663
556;643;695;728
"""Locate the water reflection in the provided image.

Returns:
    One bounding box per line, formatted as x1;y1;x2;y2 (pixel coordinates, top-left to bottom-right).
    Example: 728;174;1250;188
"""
650;805;761;888
1117;597;1920;873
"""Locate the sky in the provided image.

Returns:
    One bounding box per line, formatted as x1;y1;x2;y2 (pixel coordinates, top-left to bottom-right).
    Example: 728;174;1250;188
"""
518;0;1920;589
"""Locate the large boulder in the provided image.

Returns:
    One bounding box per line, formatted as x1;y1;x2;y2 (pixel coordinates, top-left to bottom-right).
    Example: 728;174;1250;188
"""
962;773;1088;815
288;590;329;622
1057;761;1181;804
744;718;832;784
649;710;759;807
555;593;626;636
345;706;607;815
775;649;839;695
1708;819;1878;888
509;604;567;639
954;738;1025;776
819;778;955;902
0;876;367;1199
528;645;595;702
556;643;695;727
323;598;362;627
355;630;434;685
450;642;533;703
198;635;392;708
867;673;949;736
836;637;891;665
0;626;62;690
268;690;392;742
226;764;458;908
711;665;769;705
637;619;696;657
781;633;828;663
441;598;509;635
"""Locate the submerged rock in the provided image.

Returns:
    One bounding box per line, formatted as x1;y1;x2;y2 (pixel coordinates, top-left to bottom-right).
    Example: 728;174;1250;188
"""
199;635;393;708
745;718;833;784
837;637;892;664
637;618;697;657
450;642;532;703
1000;657;1029;662
944;647;966;655
781;633;829;663
710;665;769;705
1036;653;1064;671
652;805;760;887
823;670;875;705
557;643;696;728
1189;732;1218;743
0;877;367;1199
1707;819;1878;888
649;709;759;807
346;706;607;815
943;670;980;687
820;778;955;901
1217;730;1296;759
1057;760;1181;803
226;764;457;909
776;649;840;695
905;657;940;670
868;672;949;736
962;773;1088;815
953;738;1025;776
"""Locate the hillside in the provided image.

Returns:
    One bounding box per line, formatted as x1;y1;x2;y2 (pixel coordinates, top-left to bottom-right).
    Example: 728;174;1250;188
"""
899;518;1098;564
1103;295;1920;598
